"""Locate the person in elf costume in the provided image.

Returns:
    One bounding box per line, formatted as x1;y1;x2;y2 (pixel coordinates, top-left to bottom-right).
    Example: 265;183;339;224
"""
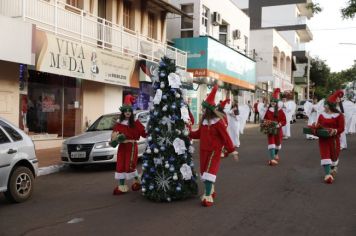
263;88;287;166
111;94;147;195
190;85;238;207
316;90;345;184
217;99;230;127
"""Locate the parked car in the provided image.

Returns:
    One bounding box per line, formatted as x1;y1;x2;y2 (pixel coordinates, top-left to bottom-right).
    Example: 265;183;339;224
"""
0;118;38;203
61;110;149;167
296;100;312;119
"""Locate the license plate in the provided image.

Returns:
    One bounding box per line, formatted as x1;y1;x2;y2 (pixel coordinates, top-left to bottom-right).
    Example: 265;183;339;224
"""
71;152;86;158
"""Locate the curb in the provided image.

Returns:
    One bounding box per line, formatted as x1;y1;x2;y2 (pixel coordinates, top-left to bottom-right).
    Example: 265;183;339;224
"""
38;164;65;176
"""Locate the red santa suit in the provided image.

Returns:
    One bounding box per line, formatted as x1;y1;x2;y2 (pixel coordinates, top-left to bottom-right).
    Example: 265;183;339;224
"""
317;112;345;166
263;107;287;150
190;118;235;183
113;119;146;180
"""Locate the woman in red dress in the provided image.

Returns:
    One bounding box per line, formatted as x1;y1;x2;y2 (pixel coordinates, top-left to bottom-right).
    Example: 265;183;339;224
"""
111;95;147;195
316;90;345;184
263;88;287;166
190;85;238;207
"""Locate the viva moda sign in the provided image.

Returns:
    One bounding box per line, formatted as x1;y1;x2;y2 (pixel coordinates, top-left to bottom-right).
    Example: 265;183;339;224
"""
35;30;136;87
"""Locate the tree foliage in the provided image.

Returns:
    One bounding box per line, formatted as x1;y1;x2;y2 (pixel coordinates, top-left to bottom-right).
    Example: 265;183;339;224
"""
306;2;322;14
341;0;356;19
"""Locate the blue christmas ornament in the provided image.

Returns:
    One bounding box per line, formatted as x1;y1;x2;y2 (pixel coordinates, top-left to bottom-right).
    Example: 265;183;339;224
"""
162;95;167;100
150;167;155;173
160;72;166;78
155;127;160;132
159;61;166;67
160;146;166;151
143;162;149;167
144;174;150;178
154;111;158;116
169;156;175;162
170;88;176;93
169;166;175;172
149;184;154;190
142;178;146;184
176;186;182;192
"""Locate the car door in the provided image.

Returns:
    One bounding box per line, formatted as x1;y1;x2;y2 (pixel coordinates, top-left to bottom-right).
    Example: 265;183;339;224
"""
0;126;14;191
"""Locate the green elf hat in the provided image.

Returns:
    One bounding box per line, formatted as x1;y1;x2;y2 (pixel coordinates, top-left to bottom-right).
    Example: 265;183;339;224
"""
202;85;218;111
120;94;135;112
325;90;344;108
270;88;281;103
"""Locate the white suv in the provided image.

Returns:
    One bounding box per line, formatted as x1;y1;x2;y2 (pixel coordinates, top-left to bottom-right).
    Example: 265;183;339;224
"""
0;118;38;203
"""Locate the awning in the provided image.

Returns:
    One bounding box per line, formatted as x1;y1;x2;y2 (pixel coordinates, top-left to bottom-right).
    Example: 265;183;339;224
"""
147;0;192;18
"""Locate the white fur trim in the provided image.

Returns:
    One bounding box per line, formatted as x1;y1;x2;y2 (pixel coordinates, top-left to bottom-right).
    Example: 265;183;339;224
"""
126;170;138;180
276;145;282;150
202;118;220;125
331;159;339;167
321;159;332;166
202;172;217;182
115;172;126;179
268;144;276;149
320;112;340;119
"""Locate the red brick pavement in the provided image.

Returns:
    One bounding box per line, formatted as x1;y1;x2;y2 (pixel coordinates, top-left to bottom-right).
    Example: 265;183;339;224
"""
36;147;62;168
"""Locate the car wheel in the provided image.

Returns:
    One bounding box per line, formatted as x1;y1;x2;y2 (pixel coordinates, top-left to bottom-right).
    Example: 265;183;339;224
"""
4;166;34;203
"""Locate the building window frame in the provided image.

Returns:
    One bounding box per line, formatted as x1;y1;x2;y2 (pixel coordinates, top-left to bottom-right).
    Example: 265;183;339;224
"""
219;24;228;45
180;4;194;38
148;12;156;39
123;0;134;31
201;5;209;35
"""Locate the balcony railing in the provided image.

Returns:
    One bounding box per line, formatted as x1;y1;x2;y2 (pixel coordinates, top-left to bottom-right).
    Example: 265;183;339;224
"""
0;0;187;69
273;67;292;82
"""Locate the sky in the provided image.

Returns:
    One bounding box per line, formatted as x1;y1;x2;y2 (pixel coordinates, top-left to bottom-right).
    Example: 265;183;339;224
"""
307;0;356;72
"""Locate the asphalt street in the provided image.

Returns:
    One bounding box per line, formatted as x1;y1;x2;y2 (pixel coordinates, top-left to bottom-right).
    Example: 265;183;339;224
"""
1;120;356;236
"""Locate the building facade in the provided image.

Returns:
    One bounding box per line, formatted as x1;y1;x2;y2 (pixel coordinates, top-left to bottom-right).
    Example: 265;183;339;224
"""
234;0;314;101
167;0;256;121
0;0;187;148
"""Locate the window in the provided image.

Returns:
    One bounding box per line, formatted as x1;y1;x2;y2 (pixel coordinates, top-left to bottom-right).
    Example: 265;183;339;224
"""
66;0;83;8
123;0;133;30
181;4;194;38
219;24;228;45
244;36;249;54
0;128;10;144
148;13;156;39
0;121;22;142
201;6;209;35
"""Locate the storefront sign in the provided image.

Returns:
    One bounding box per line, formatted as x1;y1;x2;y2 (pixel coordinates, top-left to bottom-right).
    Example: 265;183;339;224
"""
35;30;136;87
174;37;256;90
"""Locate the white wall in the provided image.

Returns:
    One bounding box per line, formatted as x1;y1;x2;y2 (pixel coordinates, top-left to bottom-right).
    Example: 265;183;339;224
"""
250;29;292;82
261;4;299;28
104;84;123;114
167;0;250;53
0;15;34;65
231;0;249;10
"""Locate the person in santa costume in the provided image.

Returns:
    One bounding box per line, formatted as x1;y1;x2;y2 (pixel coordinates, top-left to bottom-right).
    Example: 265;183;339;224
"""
190;85;238;207
316;90;345;184
111;94;147;195
263;88;287;166
217;99;230;127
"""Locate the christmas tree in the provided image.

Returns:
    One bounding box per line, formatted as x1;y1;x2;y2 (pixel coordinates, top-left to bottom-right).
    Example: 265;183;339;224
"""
141;57;198;202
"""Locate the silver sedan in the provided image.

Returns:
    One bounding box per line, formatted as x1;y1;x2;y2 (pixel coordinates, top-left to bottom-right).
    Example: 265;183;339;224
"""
61;110;149;167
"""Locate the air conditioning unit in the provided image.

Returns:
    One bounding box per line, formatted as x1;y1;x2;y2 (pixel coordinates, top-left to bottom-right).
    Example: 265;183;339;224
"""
212;12;222;26
232;29;241;40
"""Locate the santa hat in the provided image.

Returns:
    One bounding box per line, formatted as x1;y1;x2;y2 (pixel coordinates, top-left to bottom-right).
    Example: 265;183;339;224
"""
271;88;281;102
326;90;344;106
219;99;230;110
202;85;218;111
120;94;135;112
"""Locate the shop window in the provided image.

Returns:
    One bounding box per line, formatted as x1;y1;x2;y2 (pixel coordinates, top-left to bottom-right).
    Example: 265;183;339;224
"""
0;128;10;144
0;121;22;141
20;71;82;139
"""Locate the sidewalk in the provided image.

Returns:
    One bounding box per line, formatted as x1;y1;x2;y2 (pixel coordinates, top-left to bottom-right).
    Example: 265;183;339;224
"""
36;147;62;168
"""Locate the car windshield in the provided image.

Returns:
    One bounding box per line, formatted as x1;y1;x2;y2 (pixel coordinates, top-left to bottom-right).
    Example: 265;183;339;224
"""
87;114;119;131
